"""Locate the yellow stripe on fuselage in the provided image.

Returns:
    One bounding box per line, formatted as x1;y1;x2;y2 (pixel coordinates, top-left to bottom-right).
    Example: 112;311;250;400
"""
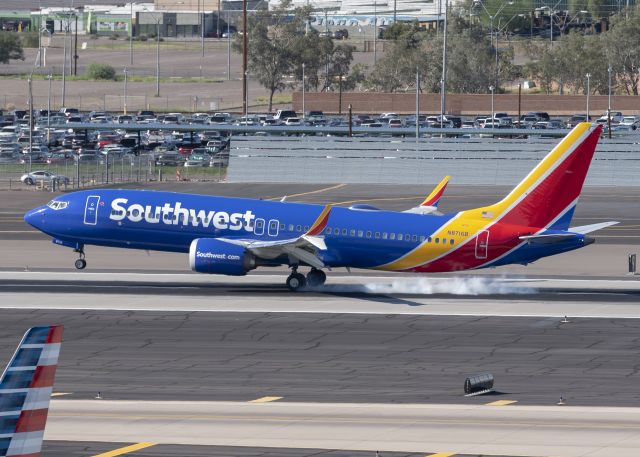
376;123;592;271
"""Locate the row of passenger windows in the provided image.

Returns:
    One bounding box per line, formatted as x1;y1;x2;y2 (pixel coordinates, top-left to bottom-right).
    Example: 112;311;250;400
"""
324;227;455;245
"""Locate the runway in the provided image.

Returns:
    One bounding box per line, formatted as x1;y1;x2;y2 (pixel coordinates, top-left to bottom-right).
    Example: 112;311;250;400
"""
42;400;640;457
0;183;638;456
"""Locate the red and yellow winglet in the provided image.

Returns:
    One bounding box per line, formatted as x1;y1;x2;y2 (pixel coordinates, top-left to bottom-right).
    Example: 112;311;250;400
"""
420;176;450;208
305;204;333;236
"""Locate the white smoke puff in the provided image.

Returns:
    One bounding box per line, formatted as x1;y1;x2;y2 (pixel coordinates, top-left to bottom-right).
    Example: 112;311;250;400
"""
317;277;534;295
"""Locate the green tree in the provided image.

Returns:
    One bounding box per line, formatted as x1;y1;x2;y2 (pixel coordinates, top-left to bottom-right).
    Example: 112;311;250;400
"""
603;8;640;94
234;0;328;111
0;32;24;64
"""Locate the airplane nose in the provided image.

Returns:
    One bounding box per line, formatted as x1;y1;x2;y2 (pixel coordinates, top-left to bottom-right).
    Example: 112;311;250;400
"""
24;207;45;230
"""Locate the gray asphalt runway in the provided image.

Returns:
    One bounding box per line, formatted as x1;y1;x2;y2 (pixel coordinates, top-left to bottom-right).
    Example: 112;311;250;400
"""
2;309;640;407
1;183;637;243
42;441;460;457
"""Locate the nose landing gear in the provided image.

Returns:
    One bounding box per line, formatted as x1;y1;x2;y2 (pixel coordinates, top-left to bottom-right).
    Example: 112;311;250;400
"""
74;248;86;270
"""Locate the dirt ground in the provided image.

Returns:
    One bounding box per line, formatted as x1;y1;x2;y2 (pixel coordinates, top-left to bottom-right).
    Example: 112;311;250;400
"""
0;36;379;113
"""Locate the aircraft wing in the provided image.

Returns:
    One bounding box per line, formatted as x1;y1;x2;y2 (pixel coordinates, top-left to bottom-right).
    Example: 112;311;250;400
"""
403;176;450;215
217;204;332;269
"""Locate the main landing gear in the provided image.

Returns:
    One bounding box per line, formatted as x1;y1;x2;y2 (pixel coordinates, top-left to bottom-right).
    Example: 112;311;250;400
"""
74;248;86;270
286;267;326;291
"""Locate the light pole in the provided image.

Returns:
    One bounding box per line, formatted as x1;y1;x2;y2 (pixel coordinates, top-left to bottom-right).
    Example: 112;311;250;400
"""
415;67;420;141
585;73;591;121
129;1;133;66
302;63;306;119
607;66;612;138
440;0;448;128
201;0;205;58
489;85;495;126
227;10;231;81
61;18;68;106
474;0;513;89
373;0;377;65
123;67;128;115
156;19;160;97
47;72;52;146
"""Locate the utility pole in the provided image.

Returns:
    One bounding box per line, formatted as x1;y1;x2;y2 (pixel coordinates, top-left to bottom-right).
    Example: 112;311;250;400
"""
415;67;420;141
129;1;134;66
440;0;448;128
73;13;78;76
156;19;160;97
242;0;248;117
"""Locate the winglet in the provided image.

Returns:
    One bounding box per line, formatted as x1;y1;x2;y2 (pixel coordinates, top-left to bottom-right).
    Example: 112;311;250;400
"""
305;204;333;237
420;176;450;208
0;325;64;457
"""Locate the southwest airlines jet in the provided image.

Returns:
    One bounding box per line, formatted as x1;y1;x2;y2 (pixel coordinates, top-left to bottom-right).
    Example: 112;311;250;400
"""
25;123;616;291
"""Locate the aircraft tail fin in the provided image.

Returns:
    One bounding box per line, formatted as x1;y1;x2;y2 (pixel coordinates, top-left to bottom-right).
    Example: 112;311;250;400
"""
0;326;64;457
477;123;602;230
420;175;450;208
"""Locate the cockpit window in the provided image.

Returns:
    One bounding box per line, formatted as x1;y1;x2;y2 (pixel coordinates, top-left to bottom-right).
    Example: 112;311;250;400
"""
47;200;68;210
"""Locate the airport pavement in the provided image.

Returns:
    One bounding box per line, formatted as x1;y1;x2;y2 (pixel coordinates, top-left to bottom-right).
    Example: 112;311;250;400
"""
43;400;640;457
42;441;440;457
2;308;640;406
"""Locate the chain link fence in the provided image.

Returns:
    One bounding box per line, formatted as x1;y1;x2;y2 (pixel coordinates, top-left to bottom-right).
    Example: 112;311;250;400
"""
0;155;227;191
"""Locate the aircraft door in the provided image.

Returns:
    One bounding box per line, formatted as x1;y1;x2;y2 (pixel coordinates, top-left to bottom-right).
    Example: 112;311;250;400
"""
268;219;279;237
475;230;489;259
254;218;265;235
84;195;100;225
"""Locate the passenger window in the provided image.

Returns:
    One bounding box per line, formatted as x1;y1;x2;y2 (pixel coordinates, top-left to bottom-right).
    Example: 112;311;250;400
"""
405;234;410;241
419;236;425;242
374;232;380;239
442;238;447;244
382;232;388;240
390;233;396;240
296;225;302;232
280;223;285;230
357;230;364;237
435;238;440;244
398;234;403;241
350;229;355;236
450;239;455;245
288;224;294;231
428;237;432;243
412;235;418;242
326;228;332;234
366;231;372;238
340;228;346;235
304;226;310;232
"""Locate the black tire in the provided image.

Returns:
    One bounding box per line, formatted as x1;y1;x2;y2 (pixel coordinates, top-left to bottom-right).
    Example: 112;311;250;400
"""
25;178;34;185
286;273;306;291
74;258;86;270
306;269;326;287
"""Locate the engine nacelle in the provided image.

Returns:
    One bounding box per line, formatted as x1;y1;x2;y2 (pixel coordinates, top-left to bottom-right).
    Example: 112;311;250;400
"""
189;238;256;276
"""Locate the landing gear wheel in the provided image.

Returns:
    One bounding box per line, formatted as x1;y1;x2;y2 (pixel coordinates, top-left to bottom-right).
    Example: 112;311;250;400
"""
74;258;86;270
306;269;326;287
286;273;306;291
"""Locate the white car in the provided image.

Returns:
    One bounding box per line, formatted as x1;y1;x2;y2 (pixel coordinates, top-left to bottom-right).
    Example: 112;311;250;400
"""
20;170;70;186
619;116;640;130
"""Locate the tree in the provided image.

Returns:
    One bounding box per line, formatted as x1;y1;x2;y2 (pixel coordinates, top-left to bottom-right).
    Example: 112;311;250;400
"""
86;63;117;80
603;9;640;95
234;0;341;111
0;32;24;64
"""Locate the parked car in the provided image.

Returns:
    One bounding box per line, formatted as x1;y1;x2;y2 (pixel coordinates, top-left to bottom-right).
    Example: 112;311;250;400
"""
597;111;623;124
154;151;182;166
184;153;210;167
619;116;640;130
332;29;349;39
21;170;70;186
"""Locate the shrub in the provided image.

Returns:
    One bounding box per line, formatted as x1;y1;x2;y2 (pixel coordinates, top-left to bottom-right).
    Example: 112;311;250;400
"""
86;62;116;80
19;32;39;48
109;33;119;40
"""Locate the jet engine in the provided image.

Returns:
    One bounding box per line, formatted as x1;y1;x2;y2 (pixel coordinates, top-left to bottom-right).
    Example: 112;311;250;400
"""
189;238;256;275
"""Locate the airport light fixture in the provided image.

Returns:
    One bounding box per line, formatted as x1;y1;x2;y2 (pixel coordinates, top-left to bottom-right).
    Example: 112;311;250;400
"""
585;73;591;120
129;1;134;65
473;0;513;89
302;63;306;119
142;6;161;97
489;85;495;125
123;67;129;115
607;66;612;138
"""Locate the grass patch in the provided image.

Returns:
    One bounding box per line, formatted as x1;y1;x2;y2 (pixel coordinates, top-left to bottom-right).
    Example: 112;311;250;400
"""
0;74;224;84
254;94;292;105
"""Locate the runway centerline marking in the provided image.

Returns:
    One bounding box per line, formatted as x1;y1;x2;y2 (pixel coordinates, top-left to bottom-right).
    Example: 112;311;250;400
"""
426;453;456;457
92;442;157;457
51;392;72;397
249;396;283;403
485;399;518;406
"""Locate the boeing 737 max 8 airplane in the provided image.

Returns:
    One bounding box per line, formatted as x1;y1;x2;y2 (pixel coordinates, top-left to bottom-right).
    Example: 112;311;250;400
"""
25;122;616;290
